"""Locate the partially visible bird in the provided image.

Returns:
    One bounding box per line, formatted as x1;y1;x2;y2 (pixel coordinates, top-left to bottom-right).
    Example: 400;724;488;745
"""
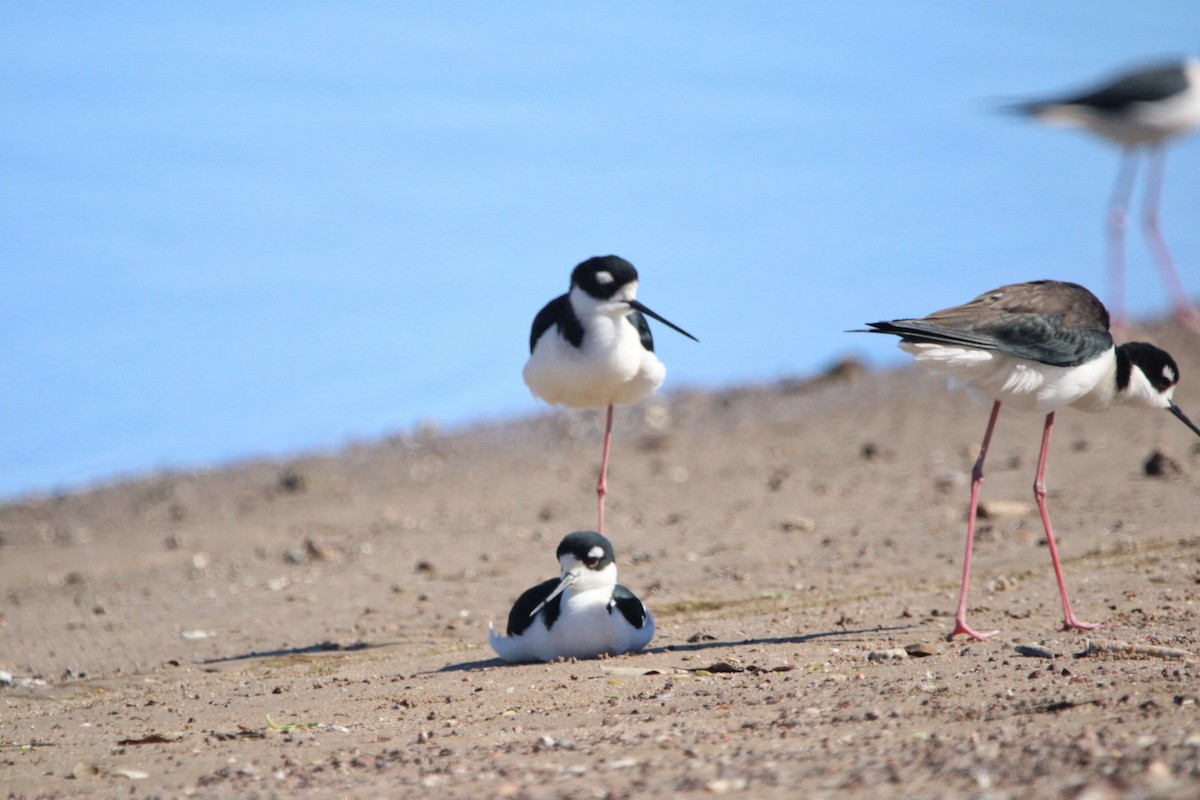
859;280;1200;641
1009;57;1200;329
524;256;697;535
488;530;654;663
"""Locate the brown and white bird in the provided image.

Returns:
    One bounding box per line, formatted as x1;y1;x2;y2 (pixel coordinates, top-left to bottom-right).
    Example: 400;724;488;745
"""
860;280;1200;640
1011;57;1200;329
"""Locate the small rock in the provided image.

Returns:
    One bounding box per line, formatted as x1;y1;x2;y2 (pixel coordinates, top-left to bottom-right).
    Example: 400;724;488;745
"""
867;648;908;662
304;537;332;562
904;643;938;658
180;629;216;640
978;500;1033;519
1144;450;1183;478
686;632;717;643
781;517;817;533
707;778;748;794
278;468;307;493
1015;643;1059;659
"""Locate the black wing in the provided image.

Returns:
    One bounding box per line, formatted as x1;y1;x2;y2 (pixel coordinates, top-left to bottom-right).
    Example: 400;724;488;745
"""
529;294;583;353
863;317;1110;367
608;584;650;629
861;280;1112;367
627;310;655;352
506;578;563;636
1061;63;1189;112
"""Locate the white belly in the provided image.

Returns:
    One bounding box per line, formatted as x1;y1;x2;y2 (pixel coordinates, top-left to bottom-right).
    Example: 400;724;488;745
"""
900;342;1116;414
524;317;666;408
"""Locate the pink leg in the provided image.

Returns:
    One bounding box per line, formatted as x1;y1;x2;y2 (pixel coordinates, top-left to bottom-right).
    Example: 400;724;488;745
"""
950;400;1002;641
1141;146;1200;331
1033;412;1099;632
1106;149;1138;333
596;404;614;535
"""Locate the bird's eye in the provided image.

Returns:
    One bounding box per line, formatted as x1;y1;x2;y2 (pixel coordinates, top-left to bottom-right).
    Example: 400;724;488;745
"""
585;556;599;567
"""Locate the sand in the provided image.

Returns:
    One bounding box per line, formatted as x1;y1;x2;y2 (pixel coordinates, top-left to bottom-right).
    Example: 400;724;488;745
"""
3;318;1199;799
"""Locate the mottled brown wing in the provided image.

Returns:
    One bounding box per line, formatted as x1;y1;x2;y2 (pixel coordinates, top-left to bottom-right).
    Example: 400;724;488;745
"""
864;281;1113;367
920;281;1109;333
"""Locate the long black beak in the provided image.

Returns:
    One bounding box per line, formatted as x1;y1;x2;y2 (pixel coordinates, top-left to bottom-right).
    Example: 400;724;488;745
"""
1169;402;1200;438
628;299;699;342
528;571;578;618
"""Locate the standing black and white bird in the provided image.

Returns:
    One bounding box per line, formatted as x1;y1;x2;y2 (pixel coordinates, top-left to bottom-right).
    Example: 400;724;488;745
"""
1010;57;1200;329
488;530;655;663
859;280;1200;641
524;256;697;535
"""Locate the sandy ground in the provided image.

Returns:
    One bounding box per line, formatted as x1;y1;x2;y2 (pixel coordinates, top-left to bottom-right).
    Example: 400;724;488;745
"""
3;318;1200;800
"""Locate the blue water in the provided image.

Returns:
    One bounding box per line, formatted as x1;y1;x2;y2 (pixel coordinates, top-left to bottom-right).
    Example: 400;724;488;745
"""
4;2;1199;498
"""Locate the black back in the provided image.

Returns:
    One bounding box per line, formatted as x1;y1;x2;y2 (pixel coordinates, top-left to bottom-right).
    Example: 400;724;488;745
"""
628;310;655;352
506;577;563;636
1059;62;1189;112
609;584;650;629
529;294;582;353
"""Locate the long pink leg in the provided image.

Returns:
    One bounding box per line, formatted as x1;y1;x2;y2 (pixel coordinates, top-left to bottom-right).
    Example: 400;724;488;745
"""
1106;149;1138;333
596;404;614;535
1141;146;1200;331
950;400;1002;641
1033;412;1100;632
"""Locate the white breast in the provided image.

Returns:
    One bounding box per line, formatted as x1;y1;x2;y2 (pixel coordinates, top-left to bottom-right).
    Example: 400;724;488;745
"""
523;315;666;409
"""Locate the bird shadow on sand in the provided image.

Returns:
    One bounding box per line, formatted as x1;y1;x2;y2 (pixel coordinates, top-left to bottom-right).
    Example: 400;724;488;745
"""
432;624;916;674
198;639;394;667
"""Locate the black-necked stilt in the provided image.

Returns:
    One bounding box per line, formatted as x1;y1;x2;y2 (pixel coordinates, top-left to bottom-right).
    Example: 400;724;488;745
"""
859;280;1200;641
1010;57;1200;329
488;530;654;663
524;255;697;535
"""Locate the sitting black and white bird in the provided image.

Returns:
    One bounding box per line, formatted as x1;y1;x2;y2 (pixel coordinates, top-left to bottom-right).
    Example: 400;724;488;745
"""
524;256;697;535
859;279;1200;641
1010;57;1200;329
488;530;655;663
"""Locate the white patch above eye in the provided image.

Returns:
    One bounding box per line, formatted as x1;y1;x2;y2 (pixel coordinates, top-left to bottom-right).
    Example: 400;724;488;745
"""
1164;366;1177;383
594;271;614;285
587;546;605;561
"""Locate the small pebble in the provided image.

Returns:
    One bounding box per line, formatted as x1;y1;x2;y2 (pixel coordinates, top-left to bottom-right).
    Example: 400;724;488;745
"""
904;643;938;658
1015;644;1059;659
1143;450;1183;478
978;500;1033;519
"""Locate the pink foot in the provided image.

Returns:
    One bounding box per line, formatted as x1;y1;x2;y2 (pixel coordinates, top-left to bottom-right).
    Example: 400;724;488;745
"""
949;618;999;642
1061;614;1101;633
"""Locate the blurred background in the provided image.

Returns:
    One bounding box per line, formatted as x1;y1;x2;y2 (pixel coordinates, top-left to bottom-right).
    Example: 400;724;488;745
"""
4;2;1199;499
